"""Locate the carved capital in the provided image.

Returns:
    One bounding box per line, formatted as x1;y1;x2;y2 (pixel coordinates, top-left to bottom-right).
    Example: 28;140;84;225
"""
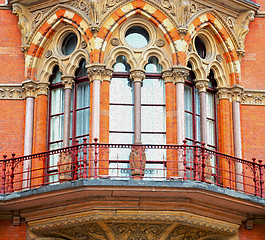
36;82;49;96
103;68;113;82
195;79;209;93
172;66;190;84
217;86;231;101
87;64;106;82
61;75;75;89
130;69;145;83
162;70;174;83
22;80;37;98
230;85;244;102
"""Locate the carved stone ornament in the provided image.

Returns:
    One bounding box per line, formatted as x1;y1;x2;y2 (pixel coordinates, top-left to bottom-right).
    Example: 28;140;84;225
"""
22;80;37;98
0;85;25;100
190;1;207;15
162;70;174;83
172;66;189;83
195;79;209;93
81;41;87;49
241;90;265;105
12;3;32;52
217;86;231;101
36;82;49;96
130;70;145;82
59;152;73;181
216;54;223;63
111;37;120;46
45;50;52;58
62;75;75;89
236;10;255;50
156;39;165;47
177;0;191;27
87;64;106;82
230;85;244;102
129;145;146;178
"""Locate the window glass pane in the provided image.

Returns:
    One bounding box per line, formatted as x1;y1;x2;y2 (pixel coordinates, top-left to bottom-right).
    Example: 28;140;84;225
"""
110;77;133;104
185;112;193;139
184;85;192;112
76;60;87;78
76;108;90;137
77;81;90;109
50;88;64;115
141;106;165;132
113;56;130;72
50;115;64;142
195;89;200;115
125;26;149;49
196;116;201;142
207;120;215;147
62;33;77;55
109;105;134;132
206;92;214;119
51;67;62;84
145;57;162;73
142;79;165;104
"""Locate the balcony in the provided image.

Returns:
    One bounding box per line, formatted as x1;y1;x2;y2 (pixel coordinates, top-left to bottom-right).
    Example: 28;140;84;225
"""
0;139;264;198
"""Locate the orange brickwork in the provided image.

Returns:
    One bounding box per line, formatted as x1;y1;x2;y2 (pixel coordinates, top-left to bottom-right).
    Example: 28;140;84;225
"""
241;18;265;90
239;224;265;240
0;220;27;240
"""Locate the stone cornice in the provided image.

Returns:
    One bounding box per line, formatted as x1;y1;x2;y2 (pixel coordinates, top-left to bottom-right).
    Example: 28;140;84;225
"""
0;84;25;100
241;89;265;105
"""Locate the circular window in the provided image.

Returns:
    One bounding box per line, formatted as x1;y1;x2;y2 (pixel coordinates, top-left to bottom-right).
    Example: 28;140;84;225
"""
125;26;149;49
61;33;77;55
195;36;206;59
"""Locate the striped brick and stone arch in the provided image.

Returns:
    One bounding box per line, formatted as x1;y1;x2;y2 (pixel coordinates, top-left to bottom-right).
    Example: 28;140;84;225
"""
25;7;93;81
185;11;240;86
96;0;181;65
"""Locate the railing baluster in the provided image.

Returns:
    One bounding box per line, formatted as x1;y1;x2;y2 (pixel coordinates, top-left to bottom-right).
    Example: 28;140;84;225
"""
228;158;232;189
83;138;88;179
183;140;187;180
194;145;199;181
201;142;206;182
10;153;15;192
258;160;263;198
74;139;79;180
253;158;257;196
94;138;98;179
1;155;7;194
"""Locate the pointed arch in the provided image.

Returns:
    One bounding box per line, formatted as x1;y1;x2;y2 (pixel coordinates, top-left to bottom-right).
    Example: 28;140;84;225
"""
26;7;93;81
186;11;240;86
208;61;228;87
97;0;181;65
187;52;205;79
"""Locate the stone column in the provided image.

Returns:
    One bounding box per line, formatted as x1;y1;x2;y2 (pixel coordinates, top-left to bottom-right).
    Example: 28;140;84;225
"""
231;85;244;191
173;66;189;178
87;64;105;142
22;80;37;188
62;75;74;148
130;69;145;144
195;79;209;145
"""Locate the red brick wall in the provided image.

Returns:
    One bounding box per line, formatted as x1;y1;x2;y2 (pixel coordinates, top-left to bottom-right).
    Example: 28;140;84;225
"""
0;100;25;158
241;105;265;161
0;9;25;84
0;220;27;240
239;224;265;240
241;18;265;90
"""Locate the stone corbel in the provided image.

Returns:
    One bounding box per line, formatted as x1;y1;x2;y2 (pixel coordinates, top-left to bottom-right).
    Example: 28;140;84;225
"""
130;69;145;82
230;85;244;103
22;80;37;98
235;10;255;57
12;3;32;54
172;66;190;84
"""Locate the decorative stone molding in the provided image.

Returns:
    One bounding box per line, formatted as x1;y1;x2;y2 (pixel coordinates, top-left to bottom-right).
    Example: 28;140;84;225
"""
102;68;113;82
12;3;32;53
130;69;146;83
162;70;174;83
0;85;25;100
235;10;255;50
36;82;49;96
172;66;189;84
61;75;75;89
195;79;209;93
231;85;244;103
217;86;231;101
22;80;37;98
241;90;265;105
177;0;191;27
87;64;106;82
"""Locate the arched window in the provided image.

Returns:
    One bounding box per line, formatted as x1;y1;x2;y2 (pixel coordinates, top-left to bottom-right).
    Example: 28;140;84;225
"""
185;63;201;146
